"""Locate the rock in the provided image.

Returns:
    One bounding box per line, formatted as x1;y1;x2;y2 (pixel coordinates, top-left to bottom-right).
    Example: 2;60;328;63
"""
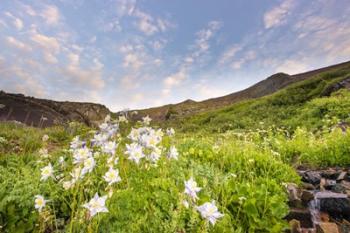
320;212;330;222
301;190;315;203
317;192;350;220
303;171;322;185
338;220;350;233
331;184;346;194
286;208;313;228
302;182;316;190
340;181;350;190
316;223;339;233
320;178;327;191
289;219;301;233
337;172;347;181
287;183;302;207
324;179;337;190
322;169;340;180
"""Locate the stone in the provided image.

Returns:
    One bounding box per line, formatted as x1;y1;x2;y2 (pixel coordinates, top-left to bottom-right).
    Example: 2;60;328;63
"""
289;219;301;233
301;190;315;203
337;172;347;181
302;182;316;190
317;192;350;220
316;223;339;233
287;183;302;207
303;171;322;185
340;181;350;190
320;212;330;222
331;184;346;194
322;169;340;180
286;208;313;228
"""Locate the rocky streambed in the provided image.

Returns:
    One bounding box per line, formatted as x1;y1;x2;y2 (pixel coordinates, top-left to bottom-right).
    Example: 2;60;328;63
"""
286;167;350;233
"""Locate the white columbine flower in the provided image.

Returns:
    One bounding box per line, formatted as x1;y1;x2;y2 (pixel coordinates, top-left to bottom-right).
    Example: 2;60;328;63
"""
42;134;49;142
125;143;145;164
34;195;47;212
83;193;109;218
166;128;175;136
99;123;109;132
103;167;121;185
196;201;224;225
128;128;140;142
102;141;118;155
167;146;179;160
182;200;189;208
92;133;109;146
73;147;92;164
40;163;54;181
118;115;128;123
39;148;49;158
184;177;202;201
58;156;65;164
142;116;152;125
82;157;96;175
148;147;162;163
70;136;82;150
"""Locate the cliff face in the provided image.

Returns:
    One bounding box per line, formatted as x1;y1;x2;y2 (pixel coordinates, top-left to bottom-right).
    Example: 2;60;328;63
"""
0;91;111;127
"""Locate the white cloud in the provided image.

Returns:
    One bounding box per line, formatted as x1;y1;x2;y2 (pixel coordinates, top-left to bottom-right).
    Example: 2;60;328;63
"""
264;0;294;29
40;5;60;25
120;75;140;89
62;55;105;89
6;37;32;52
13;18;23;30
230;50;256;70
219;45;242;65
275;59;308;74
163;69;187;89
31;33;60;53
123;53;143;70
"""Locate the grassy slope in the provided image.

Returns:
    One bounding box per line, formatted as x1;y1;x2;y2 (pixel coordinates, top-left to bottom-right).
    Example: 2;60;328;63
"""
173;66;350;133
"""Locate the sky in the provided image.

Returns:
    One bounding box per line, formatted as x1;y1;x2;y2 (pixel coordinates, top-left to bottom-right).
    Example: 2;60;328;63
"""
0;0;350;111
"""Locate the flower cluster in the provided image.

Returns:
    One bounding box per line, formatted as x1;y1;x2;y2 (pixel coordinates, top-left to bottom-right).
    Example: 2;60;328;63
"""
34;115;179;222
183;177;224;225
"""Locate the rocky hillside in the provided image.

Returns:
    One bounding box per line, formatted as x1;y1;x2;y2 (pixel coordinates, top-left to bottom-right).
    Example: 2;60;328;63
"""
132;61;350;121
0;91;111;127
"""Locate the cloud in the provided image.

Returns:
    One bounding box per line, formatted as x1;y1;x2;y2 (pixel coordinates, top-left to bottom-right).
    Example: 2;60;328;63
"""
13;18;23;30
275;59;308;74
219;45;242;65
123;52;143;70
62;54;105;89
264;0;294;29
5;37;32;52
31;33;60;63
163;69;187;89
230;50;256;70
40;5;60;25
4;11;24;30
120;75;140;89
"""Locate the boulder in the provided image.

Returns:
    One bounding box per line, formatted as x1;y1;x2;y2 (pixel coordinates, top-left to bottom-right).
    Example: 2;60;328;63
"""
316;223;339;233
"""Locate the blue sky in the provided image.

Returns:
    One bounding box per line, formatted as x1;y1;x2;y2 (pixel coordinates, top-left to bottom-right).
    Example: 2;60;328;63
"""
0;0;350;111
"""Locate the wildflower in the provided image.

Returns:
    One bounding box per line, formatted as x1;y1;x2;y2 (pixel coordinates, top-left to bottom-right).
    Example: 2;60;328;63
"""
40;163;54;181
196;201;224;225
166;128;175;136
83;193;109;218
141;134;160;149
238;196;247;204
39;148;49;158
104;114;111;123
58;156;65;164
125;143;145;164
182;200;189;208
102;141;118;155
148;147;162;163
128;128;140;141
42;134;49;142
118;115;128;123
142;115;152;125
70;136;83;150
167;146;179;160
92;133;109;146
82;157;96;175
103;167;121;185
107;156;119;167
70;166;84;182
184;177;202;201
99;123;109;132
63;180;73;190
34;195;47;212
73;147;92;164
